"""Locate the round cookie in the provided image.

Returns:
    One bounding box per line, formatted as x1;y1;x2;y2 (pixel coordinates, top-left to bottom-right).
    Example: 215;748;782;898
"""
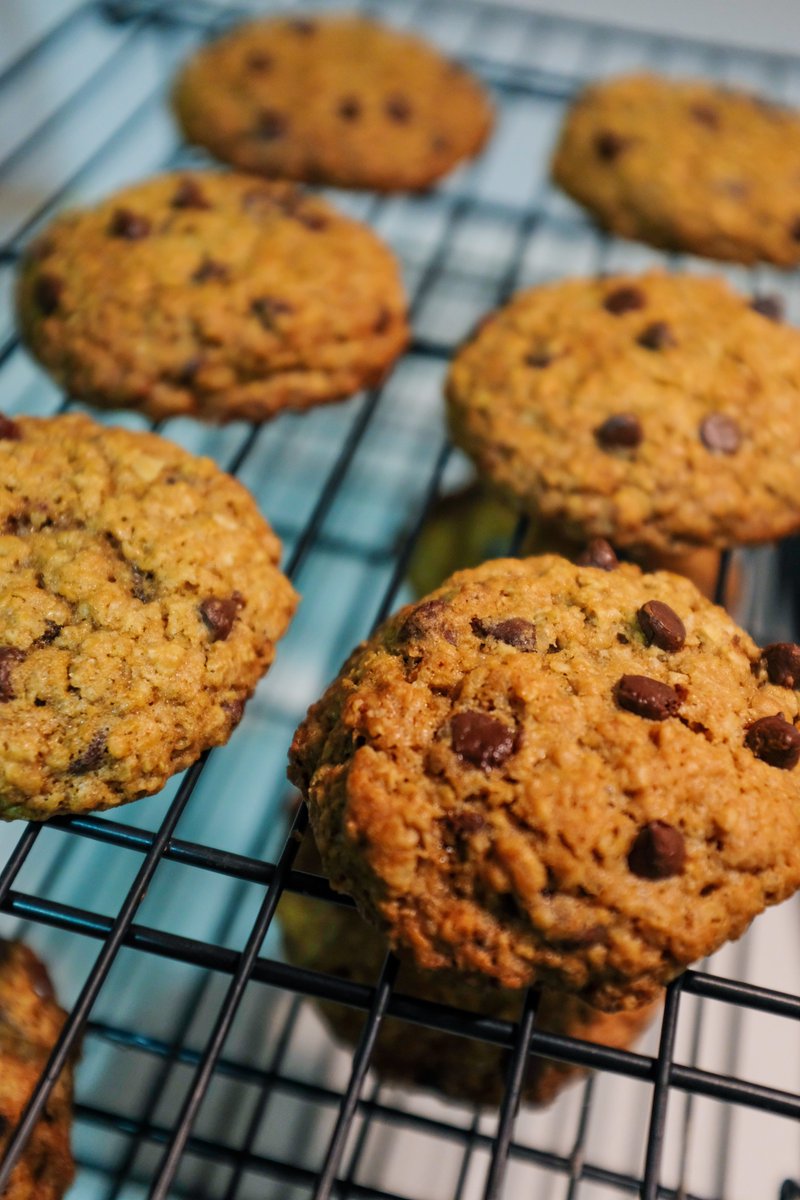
280;834;659;1107
16;171;408;422
172;14;493;192
289;555;800;1010
552;73;800;266
0;412;297;821
0;941;75;1199
446;271;800;556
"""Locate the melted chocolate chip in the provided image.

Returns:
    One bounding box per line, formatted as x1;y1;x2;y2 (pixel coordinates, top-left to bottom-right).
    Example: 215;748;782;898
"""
595;413;643;449
0;414;22;441
246;50;273;71
68;730;107;775
338;95;361;120
576;538;619;570
751;294;784;321
594;130;628;160
450;711;517;770
690;103;720;128
200;594;244;642
762;642;800;688
250;296;294;329
603;286;645;314
192;258;229;284
636;321;675;351
699;413;741;454
525;349;553;368
637;601;686;653
108;208;151;239
615;675;682;721
399;598;457;645
33;273;63;315
171;178;211;210
0;647;24;702
288;18;316;34
256;109;288;140
385;94;412;122
222;697;246;726
628;821;686;879
745;714;800;769
471;616;536;651
447;809;486;835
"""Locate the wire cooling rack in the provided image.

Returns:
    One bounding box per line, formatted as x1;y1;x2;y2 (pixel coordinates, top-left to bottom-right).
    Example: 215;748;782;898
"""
3;1;800;1198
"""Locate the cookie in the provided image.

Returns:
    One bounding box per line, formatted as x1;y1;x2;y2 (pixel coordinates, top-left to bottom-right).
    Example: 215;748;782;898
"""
289;555;800;1010
280;834;659;1107
17;172;408;422
446;272;800;556
172;15;493;192
0;941;75;1199
0;412;297;821
551;73;800;266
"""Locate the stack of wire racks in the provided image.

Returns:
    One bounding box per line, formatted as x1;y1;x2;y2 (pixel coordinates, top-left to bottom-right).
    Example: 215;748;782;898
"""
4;1;800;1198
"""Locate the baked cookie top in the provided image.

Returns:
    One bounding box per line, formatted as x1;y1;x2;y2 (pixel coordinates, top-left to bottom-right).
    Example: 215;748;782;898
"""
446;271;800;555
172;14;493;192
17;171;408;423
0;413;297;821
280;833;658;1107
551;73;800;266
289;555;800;1010
0;941;75;1199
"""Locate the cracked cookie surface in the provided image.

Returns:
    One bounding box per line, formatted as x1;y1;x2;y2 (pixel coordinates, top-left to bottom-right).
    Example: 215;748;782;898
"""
446;271;800;555
289;555;800;1010
16;171;408;422
172;14;493;192
0;413;297;820
552;73;800;265
280;833;659;1106
0;940;75;1199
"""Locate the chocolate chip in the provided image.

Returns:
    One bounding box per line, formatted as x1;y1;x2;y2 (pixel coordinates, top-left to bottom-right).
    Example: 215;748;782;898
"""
790;217;800;242
385;94;412;122
175;356;202;386
615;675;682;720
0;648;24;702
295;210;328;231
595;413;642;449
338;95;361;120
288;18;316;34
628;821;686;879
192;258;229;284
636;321;675;351
0;1114;8;1137
27;957;55;1000
373;307;392;335
751;294;784;321
576;538;618;570
68;730;107;775
108;208;151;239
637;601;686;653
246;50;273;71
432;134;451;153
603;286;644;314
222;697;246;725
699;413;741;454
37;620;62;646
130;564;157;603
471;616;536;651
171;178;211;210
448;809;486;835
0;414;22;441
199;594;244;642
250;296;293;329
762;643;800;688
525;349;553;368
33;273;63;315
594;130;628;160
399;598;457;645
690;103;720;128
745;714;800;769
450;711;518;770
256;109;288;140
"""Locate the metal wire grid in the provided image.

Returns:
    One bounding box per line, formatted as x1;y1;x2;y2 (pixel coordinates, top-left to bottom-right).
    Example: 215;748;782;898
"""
2;1;800;1198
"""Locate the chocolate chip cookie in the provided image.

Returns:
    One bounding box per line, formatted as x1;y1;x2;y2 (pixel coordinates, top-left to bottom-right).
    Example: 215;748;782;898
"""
0;412;297;821
172;15;493;192
552;73;800;265
0;940;75;1198
17;171;408;422
446;271;800;556
289;555;800;1010
280;833;659;1106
